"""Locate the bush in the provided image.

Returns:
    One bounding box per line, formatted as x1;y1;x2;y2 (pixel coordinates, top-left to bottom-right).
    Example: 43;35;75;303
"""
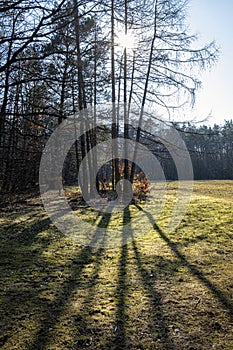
133;172;150;201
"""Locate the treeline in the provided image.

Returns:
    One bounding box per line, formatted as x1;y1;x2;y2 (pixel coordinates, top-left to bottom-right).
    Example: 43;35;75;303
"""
181;121;233;180
161;121;233;180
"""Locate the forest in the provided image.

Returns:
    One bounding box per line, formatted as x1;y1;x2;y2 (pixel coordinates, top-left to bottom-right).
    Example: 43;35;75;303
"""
1;0;228;195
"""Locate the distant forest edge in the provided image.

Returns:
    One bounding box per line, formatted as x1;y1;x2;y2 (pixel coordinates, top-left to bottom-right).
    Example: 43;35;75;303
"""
1;119;233;193
165;120;233;181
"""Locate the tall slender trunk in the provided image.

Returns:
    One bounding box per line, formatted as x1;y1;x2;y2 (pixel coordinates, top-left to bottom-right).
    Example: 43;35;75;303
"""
123;0;128;181
93;20;99;193
111;0;119;190
73;0;88;198
128;50;136;119
0;20;14;191
71;75;80;184
59;59;68;125
0;66;10;191
130;0;158;182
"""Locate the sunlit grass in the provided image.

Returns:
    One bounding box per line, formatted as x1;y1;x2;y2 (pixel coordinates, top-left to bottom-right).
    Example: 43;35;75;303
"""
0;181;232;349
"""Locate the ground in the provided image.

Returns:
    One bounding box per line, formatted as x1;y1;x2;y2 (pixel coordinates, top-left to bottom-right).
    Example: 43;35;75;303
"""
0;181;232;349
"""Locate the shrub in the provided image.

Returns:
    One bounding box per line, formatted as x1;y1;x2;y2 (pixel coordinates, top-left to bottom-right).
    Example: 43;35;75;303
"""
133;172;150;201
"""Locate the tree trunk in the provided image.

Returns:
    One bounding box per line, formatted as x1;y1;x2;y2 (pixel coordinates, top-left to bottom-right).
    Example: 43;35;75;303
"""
130;0;158;183
73;0;88;198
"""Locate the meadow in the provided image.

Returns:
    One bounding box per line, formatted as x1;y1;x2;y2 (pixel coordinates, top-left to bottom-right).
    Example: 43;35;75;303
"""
0;181;232;350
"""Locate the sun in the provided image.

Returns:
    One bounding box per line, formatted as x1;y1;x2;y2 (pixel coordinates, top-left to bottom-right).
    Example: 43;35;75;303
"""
116;30;137;51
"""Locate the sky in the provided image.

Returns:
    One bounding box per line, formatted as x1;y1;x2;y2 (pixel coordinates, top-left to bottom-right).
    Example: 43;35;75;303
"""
184;0;233;125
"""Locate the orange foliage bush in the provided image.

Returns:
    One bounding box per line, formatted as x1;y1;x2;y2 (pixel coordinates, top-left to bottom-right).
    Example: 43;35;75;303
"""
118;161;150;201
133;172;150;201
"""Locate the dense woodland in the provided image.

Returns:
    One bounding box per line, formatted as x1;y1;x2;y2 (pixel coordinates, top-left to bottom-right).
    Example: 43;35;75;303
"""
0;0;231;195
163;121;233;181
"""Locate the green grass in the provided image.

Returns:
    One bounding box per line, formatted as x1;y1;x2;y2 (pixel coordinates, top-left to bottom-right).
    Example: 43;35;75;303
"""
0;181;232;349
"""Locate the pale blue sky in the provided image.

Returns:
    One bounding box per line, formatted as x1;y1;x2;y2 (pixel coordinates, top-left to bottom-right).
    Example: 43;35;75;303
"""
186;0;233;125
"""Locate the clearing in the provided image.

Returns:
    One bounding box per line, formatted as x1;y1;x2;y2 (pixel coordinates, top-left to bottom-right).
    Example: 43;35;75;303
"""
0;181;232;349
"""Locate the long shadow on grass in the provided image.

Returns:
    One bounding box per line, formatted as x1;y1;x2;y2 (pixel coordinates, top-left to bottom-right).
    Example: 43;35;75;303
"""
71;218;112;348
0;214;57;347
111;207;131;350
108;206;178;350
0;215;53;277
29;210;112;350
129;207;178;350
131;241;179;350
139;206;233;320
72;246;108;348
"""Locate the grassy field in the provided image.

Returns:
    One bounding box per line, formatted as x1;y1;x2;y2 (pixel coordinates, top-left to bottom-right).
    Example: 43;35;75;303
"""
0;181;232;350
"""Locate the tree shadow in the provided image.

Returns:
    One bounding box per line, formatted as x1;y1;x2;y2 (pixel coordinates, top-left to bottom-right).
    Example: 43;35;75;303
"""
72;245;108;348
112;207;130;349
28;210;113;349
107;206;178;350
131;238;179;350
0;214;56;347
0;203;113;349
137;206;233;320
1;200;232;349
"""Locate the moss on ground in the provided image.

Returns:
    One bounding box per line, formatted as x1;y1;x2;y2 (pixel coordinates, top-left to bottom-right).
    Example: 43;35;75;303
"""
0;181;232;349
